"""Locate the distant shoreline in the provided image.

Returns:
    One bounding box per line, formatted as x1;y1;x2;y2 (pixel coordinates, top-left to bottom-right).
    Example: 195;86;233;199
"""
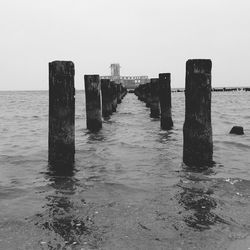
171;87;250;92
0;87;250;92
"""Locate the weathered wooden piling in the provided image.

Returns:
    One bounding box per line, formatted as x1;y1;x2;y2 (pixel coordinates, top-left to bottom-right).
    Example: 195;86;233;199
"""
135;83;147;102
101;79;113;117
49;61;75;164
183;59;213;167
159;73;173;130
84;75;102;131
117;83;122;104
145;84;152;108
121;85;127;99
149;78;160;118
111;81;117;112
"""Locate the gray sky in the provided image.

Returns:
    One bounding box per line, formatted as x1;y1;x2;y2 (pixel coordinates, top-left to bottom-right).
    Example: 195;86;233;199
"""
0;0;249;90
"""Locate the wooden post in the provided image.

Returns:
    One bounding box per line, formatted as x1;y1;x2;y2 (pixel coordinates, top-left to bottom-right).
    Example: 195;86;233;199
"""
183;59;213;167
84;75;102;131
135;83;148;103
121;85;127;99
49;61;75;164
101;79;113;117
145;83;151;107
117;83;122;104
111;81;117;112
159;73;173;129
149;78;160;118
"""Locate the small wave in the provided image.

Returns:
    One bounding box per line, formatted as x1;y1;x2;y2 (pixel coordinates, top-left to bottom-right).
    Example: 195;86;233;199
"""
0;186;27;199
120;112;134;115
217;140;250;150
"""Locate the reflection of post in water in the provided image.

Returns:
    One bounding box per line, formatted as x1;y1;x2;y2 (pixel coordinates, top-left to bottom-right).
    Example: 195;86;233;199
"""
86;130;105;143
42;161;92;247
48;61;75;165
177;172;228;231
183;59;213;168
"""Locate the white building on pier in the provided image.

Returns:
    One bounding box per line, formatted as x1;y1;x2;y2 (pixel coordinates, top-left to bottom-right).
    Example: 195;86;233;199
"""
101;64;149;90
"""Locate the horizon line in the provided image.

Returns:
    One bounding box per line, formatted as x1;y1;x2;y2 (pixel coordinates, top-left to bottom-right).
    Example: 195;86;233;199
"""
1;85;250;92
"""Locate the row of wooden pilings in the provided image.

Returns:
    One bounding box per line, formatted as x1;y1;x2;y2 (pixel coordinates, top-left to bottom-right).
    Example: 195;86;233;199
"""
48;59;213;169
134;59;213;168
85;75;127;130
134;74;174;130
48;61;127;166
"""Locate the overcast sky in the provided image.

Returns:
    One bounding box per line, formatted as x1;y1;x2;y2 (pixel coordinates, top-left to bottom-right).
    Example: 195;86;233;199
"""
0;0;249;90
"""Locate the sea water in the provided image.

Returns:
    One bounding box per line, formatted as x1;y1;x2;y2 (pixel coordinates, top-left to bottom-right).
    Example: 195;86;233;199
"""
0;91;250;249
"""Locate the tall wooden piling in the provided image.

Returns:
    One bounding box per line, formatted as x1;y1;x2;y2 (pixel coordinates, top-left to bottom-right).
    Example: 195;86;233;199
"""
49;61;75;164
159;73;173;130
84;75;102;131
183;59;213;167
149;78;160;118
111;81;117;112
101;79;113;117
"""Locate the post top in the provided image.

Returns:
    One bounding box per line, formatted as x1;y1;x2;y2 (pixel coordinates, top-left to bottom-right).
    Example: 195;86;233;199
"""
84;74;100;77
159;73;171;76
159;73;171;80
50;60;74;64
49;61;75;76
151;78;159;83
101;78;111;82
84;75;100;83
186;59;212;74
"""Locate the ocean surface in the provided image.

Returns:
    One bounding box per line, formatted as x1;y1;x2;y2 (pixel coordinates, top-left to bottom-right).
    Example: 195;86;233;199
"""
0;90;250;250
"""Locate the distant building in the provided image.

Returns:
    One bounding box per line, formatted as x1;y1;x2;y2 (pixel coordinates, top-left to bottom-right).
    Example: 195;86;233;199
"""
101;63;149;90
110;64;120;81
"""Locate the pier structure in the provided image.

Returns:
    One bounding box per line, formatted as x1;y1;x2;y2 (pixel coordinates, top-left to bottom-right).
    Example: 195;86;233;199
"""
47;60;245;170
101;63;150;90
